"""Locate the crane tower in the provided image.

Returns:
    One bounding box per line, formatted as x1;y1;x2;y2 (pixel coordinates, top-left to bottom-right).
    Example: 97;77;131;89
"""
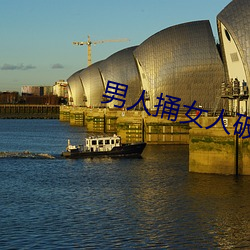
73;35;129;66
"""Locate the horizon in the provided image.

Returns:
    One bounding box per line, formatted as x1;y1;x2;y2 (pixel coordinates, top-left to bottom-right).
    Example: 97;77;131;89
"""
0;0;232;92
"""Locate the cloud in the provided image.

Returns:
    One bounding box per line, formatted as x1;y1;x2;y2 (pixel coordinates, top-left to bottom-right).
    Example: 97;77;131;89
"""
51;63;64;69
1;63;36;70
23;64;36;70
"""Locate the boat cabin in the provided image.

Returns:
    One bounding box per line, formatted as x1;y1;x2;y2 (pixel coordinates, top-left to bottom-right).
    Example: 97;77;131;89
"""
85;135;121;152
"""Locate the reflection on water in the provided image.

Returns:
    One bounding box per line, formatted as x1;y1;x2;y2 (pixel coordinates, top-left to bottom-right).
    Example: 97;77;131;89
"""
0;120;250;249
186;174;250;248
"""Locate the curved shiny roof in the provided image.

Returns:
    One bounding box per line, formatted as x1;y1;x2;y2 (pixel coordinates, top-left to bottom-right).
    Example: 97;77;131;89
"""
98;46;141;108
217;0;250;83
134;20;225;110
67;69;85;106
79;61;105;108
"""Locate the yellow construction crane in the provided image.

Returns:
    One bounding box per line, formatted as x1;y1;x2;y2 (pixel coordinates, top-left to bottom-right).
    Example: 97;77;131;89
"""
73;35;129;66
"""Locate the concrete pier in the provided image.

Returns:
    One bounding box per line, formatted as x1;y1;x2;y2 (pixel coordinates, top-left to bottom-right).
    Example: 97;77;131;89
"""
145;116;189;144
60;106;250;175
60;106;190;144
189;117;250;175
59;105;71;122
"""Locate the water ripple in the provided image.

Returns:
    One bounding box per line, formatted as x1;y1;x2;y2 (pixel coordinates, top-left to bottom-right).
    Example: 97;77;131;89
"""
0;151;55;159
0;120;250;249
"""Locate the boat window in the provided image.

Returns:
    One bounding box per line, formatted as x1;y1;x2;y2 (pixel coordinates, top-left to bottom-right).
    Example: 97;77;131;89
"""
116;139;120;144
105;140;110;144
111;139;114;144
98;140;103;145
92;140;97;145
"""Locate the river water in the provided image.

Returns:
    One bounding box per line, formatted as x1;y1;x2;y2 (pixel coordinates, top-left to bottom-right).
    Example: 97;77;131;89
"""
0;119;250;249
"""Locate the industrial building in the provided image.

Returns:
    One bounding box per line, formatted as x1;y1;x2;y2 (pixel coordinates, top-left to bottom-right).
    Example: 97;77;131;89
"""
67;0;249;115
0;92;19;104
52;80;68;99
133;20;224;111
217;0;250;114
21;86;53;96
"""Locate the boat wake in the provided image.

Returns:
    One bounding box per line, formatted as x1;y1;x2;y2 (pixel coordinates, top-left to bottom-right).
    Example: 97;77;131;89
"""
0;151;55;159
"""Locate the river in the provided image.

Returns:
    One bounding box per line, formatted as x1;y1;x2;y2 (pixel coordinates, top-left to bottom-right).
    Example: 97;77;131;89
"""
0;119;249;249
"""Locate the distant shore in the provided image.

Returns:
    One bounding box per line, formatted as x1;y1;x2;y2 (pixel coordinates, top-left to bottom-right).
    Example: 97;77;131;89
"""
0;104;59;119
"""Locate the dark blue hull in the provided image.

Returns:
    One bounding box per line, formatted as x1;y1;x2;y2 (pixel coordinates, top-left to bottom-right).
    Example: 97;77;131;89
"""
62;142;146;159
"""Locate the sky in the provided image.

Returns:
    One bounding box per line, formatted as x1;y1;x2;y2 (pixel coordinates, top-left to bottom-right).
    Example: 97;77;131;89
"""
0;0;232;92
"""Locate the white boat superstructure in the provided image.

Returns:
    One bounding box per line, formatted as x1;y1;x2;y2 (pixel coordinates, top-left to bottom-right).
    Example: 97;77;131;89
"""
63;134;146;158
85;134;121;152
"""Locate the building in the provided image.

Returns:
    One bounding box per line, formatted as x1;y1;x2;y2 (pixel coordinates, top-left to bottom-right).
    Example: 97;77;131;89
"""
0;92;19;104
79;61;105;108
21;86;53;96
67;69;85;106
133;20;225;111
53;80;68;98
21;85;58;105
217;0;250;115
98;46;141;108
67;47;142;108
67;0;249;115
68;21;225;111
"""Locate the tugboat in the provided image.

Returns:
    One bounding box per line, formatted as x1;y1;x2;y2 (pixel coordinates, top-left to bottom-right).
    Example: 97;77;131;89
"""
61;134;146;158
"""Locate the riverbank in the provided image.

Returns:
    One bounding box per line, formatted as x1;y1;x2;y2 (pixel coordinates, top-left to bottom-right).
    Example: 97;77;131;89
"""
0;104;59;119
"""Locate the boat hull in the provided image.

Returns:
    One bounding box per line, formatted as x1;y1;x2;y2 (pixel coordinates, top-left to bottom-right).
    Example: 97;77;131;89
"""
62;142;146;159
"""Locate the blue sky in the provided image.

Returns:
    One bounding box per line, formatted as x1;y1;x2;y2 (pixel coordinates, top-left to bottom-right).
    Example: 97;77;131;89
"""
0;0;232;92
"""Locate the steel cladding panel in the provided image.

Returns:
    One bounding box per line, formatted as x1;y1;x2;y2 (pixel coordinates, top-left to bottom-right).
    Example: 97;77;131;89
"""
99;46;142;108
134;20;225;110
79;61;105;108
67;69;85;106
217;0;250;85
